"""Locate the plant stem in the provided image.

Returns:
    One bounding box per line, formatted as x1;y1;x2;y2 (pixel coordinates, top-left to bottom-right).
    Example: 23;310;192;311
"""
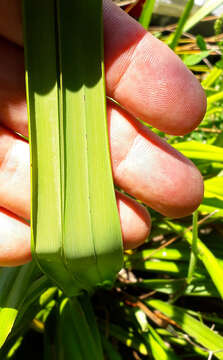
187;210;198;284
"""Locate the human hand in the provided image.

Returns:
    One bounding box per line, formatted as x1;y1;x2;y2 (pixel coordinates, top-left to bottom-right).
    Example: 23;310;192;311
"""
0;0;206;266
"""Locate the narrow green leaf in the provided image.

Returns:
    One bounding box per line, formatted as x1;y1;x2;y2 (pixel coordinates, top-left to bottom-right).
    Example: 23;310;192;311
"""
156;329;213;358
67;298;103;360
169;0;194;50
200;177;223;216
139;0;156;29
207;91;223;109
78;294;104;358
186;233;223;299
126;258;189;275
57;0;123;292
147;299;223;360
205;107;223;117
13;276;51;333
132;278;218;297
199;200;223;218
167;221;223;299
127;245;189;262
187;210;198;284
184;0;223;32
0;262;40;348
214;132;223;147
202;67;223;88
204;176;223;198
187;65;209;72
59;299;84;360
23;0;123;296
183;51;210;66
0;268;22;307
23;0;77;295
0;309;18;349
147;331;175;360
173;141;223;162
135;309;180;360
127;242;223;263
5;336;23;360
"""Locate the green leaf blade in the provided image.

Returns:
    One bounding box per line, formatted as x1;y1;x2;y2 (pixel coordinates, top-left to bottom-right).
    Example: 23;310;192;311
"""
23;0;79;295
23;0;123;295
147;299;223;360
57;0;123;291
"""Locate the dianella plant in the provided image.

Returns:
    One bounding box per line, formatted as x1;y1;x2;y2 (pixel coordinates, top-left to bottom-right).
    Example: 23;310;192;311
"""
1;0;223;359
23;0;123;296
1;0;123;357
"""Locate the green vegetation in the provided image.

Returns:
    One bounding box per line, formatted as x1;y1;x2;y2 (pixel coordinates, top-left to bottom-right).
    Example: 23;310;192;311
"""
23;0;123;297
1;0;223;359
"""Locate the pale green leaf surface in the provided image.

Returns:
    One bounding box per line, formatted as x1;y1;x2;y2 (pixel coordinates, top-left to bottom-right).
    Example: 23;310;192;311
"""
183;0;223;32
23;0;77;295
173;141;223;162
199;176;223;216
202;67;223;88
199;202;223;217
0;309;18;349
127;246;189;261
126;257;188;275
57;0;123;291
23;0;123;295
207;91;223;109
204;176;223;198
148;333;176;360
183;51;210;66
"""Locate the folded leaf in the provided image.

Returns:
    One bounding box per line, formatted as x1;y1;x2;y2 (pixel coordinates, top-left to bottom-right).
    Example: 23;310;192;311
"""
23;0;123;296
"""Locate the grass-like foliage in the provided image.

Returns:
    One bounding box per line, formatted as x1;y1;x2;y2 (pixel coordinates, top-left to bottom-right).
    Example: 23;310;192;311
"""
1;0;223;359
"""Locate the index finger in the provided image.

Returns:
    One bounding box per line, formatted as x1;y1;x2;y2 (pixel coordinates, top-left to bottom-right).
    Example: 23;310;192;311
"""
0;0;206;135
